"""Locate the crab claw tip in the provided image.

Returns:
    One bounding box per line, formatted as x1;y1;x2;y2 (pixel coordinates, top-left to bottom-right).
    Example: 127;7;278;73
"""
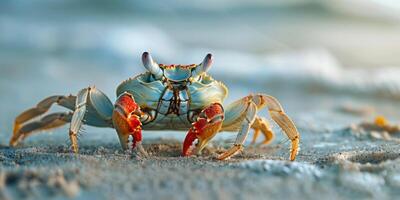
182;131;197;156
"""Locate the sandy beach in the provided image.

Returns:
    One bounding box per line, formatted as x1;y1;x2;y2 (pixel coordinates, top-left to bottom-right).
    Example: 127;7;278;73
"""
1;115;400;200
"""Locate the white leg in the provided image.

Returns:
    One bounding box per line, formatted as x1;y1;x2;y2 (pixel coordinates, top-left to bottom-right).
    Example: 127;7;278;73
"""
221;94;300;161
219;97;257;160
10;87;114;153
69;87;114;153
11;95;76;146
254;94;300;161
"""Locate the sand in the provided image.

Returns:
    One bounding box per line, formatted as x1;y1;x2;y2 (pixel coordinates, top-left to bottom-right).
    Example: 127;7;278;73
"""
1;124;400;200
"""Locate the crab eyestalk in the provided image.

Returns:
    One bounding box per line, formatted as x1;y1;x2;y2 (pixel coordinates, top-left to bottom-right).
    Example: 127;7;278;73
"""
142;52;163;80
112;93;147;155
182;103;224;156
192;53;213;77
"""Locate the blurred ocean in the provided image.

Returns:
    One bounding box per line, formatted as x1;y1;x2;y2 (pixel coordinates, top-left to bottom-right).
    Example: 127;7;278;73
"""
2;0;400;144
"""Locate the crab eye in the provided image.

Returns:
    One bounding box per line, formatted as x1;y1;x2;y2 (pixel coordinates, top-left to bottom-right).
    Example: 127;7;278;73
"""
192;53;213;77
142;52;163;79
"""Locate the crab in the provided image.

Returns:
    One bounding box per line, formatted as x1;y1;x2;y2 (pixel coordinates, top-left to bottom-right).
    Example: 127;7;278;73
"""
10;52;300;160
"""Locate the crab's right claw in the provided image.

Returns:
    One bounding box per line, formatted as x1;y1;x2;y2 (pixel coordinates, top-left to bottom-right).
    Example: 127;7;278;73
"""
183;118;215;156
112;93;147;156
182;103;224;157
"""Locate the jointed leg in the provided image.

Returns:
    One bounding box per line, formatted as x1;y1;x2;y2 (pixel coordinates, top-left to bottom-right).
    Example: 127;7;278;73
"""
68;89;89;153
182;103;224;156
251;129;260;145
10;95;76;146
221;94;300;161
250;117;275;145
218;99;257;160
68;87;114;153
252;94;300;161
10;87;114;153
11;112;73;146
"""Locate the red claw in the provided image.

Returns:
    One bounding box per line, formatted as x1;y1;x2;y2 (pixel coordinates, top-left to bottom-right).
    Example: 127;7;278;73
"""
182;129;197;156
115;93;140;115
182;103;224;157
112;93;143;150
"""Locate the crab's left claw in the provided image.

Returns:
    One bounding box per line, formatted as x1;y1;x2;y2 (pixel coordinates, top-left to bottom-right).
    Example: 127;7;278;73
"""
182;103;224;157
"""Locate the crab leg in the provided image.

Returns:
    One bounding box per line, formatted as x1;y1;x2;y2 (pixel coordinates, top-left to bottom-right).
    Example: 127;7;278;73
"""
221;94;300;161
11;95;76;146
112;92;147;156
10;87;114;153
10;112;73;146
255;94;300;161
218;97;258;160
69;87;114;153
68;88;90;153
250;117;275;145
182;103;224;156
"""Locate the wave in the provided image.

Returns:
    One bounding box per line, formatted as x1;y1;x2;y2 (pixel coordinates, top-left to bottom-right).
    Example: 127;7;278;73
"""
206;49;400;100
2;16;400;101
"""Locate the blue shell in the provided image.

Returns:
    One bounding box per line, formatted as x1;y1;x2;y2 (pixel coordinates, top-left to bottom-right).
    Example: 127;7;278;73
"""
116;72;228;112
163;67;192;81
